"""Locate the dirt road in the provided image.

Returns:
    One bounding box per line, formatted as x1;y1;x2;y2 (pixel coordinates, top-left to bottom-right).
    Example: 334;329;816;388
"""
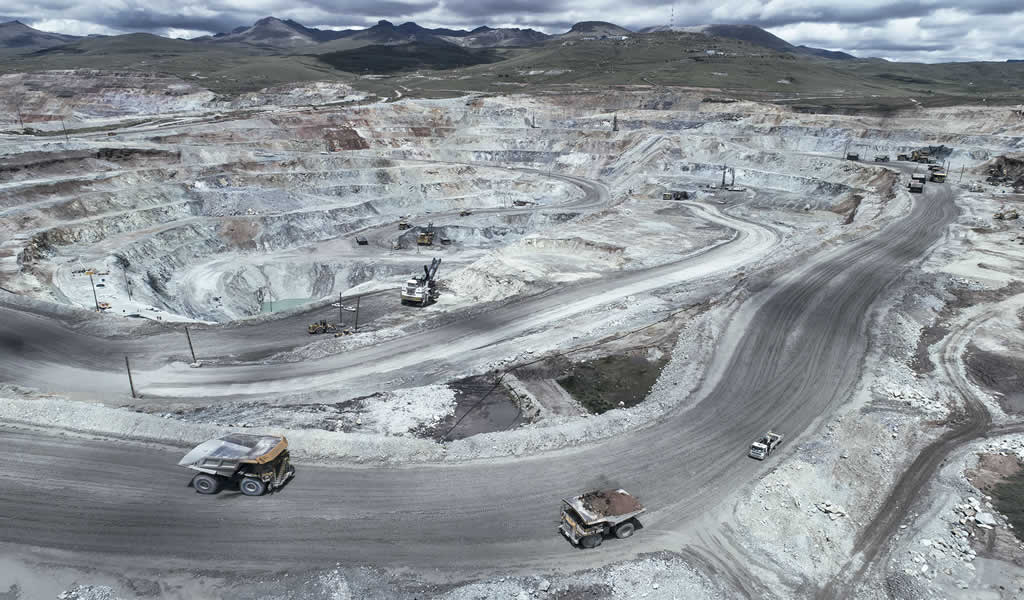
0;181;957;576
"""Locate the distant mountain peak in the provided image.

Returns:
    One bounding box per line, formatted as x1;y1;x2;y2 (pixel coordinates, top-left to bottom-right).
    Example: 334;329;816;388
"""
0;19;80;50
570;21;626;32
560;21;632;37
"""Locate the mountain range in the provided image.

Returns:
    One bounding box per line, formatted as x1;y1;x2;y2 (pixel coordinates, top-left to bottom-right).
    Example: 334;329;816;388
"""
0;16;857;59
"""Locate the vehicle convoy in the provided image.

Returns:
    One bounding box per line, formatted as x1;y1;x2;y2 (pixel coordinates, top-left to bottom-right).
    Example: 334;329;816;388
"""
178;434;295;496
401;257;441;306
748;431;784;460
559;489;646;548
307;319;338;335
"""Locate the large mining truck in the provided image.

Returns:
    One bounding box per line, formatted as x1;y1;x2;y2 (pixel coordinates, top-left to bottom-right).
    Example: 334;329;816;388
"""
401;258;441;306
417;222;435;246
178;433;295;496
748;431;784;460
559;489;646;548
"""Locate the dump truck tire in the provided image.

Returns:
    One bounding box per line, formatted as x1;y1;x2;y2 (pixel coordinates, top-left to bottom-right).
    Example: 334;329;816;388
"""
580;535;603;549
240;478;267;496
614;521;636;539
192;474;220;495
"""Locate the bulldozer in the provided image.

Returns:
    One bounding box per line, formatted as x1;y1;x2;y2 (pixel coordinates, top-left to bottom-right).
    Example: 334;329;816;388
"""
417;222;435;246
307;319;338;335
401;257;441;306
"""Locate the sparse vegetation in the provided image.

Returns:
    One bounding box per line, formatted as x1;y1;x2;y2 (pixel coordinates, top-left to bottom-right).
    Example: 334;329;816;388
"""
558;354;668;414
991;465;1024;542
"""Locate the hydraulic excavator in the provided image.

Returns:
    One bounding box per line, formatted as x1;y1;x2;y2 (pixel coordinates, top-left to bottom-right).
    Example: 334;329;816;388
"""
401;257;441;306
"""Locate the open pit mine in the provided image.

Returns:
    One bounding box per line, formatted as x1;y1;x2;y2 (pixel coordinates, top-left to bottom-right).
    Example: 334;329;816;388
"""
2;68;1024;600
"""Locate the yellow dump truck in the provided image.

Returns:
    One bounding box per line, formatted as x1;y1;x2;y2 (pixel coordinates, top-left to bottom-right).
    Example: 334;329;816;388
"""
178;434;295;496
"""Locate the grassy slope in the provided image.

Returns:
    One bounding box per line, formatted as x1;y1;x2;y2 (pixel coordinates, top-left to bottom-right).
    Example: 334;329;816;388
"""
0;34;351;94
0;29;1021;104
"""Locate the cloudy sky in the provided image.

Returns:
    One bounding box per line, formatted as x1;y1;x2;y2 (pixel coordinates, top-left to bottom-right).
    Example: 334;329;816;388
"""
4;0;1024;62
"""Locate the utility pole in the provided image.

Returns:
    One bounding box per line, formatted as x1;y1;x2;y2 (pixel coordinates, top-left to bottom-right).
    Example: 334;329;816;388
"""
353;296;360;331
721;165;727;188
124;355;136;398
60;117;69;144
612;113;618;132
731;168;736;187
88;272;100;311
843;141;849;159
123;270;133;301
184;326;196;363
338;292;344;326
959;165;965;183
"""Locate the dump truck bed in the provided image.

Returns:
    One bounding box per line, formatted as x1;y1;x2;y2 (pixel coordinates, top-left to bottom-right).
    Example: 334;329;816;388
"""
565;489;645;525
178;434;288;469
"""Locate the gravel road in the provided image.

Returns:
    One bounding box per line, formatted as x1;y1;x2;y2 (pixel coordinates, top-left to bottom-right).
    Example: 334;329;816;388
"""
0;181;956;577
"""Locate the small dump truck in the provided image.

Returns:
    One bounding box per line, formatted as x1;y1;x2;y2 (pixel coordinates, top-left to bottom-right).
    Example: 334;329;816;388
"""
897;153;910;161
928;164;944;172
178;433;294;496
929;172;947;183
559;489;645;548
846;153;860;161
910;173;928;183
874;155;889;162
459;209;472;217
398;220;411;230
748;431;784;460
909;182;925;193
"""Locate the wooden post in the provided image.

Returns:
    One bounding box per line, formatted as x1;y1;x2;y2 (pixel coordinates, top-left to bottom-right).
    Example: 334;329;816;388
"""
60;117;69;143
88;273;100;311
185;326;196;363
354;296;360;331
125;355;136;398
959;165;965;183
